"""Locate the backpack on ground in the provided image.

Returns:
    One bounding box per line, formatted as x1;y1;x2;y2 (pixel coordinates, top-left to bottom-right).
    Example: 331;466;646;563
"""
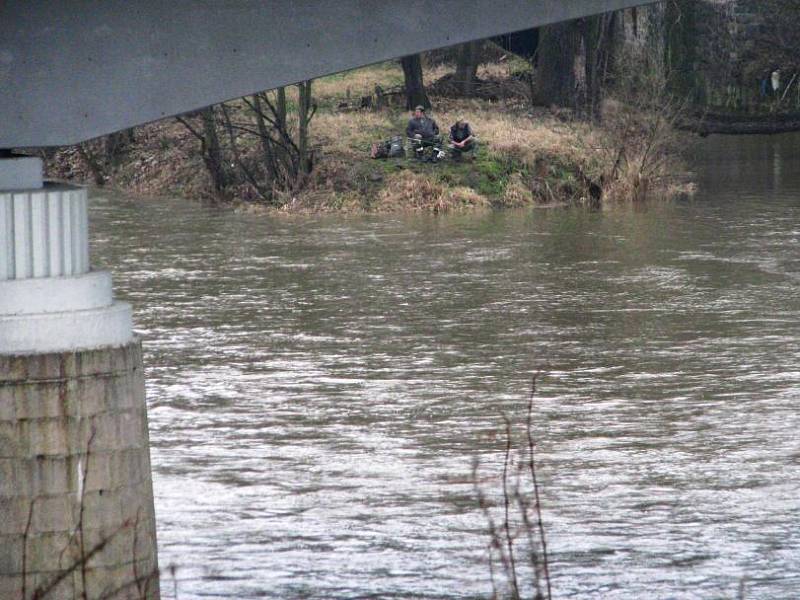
370;136;404;159
387;135;404;157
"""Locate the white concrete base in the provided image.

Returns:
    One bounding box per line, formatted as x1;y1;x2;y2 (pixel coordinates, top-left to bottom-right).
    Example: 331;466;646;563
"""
0;163;134;355
0;301;133;354
0;268;133;353
0;270;113;314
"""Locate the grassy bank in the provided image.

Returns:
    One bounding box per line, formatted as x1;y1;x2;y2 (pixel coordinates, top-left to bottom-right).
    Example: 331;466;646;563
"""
44;58;692;213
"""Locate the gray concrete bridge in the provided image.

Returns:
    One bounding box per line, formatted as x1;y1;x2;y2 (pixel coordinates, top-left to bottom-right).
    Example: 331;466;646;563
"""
2;0;656;149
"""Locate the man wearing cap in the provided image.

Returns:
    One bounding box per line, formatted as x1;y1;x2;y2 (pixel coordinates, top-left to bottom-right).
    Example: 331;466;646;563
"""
406;105;444;161
406;105;440;141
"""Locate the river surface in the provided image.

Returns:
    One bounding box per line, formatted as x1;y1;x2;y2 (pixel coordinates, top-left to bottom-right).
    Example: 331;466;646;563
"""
89;134;800;599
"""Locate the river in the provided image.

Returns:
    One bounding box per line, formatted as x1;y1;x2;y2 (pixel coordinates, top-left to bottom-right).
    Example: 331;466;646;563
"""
89;133;800;599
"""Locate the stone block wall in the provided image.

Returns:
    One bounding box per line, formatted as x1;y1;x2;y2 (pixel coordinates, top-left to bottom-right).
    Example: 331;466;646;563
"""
0;341;159;599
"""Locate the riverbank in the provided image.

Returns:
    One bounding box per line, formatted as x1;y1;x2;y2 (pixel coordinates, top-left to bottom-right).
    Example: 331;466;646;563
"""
43;60;692;213
682;110;800;136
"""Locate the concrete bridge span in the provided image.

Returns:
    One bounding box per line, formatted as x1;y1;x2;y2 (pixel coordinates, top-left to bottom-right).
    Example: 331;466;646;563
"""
2;0;656;149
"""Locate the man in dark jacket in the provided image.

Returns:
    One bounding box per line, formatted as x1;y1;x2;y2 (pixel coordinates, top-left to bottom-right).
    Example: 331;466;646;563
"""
406;105;440;140
449;118;477;161
406;105;443;161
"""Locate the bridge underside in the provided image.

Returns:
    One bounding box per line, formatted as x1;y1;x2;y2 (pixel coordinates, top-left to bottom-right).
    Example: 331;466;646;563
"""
1;0;655;148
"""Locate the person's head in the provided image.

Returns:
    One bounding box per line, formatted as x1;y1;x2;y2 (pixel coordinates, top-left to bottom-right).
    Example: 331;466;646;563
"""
414;105;425;119
456;117;467;127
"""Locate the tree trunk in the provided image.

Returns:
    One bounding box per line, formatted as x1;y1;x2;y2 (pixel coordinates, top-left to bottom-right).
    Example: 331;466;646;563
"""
400;54;430;110
276;87;287;133
200;106;229;193
580;14;617;118
665;0;697;100
251;94;275;185
536;21;582;108
455;41;480;96
297;80;313;177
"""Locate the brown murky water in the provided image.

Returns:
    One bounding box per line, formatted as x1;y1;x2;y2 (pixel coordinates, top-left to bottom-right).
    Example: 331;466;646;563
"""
90;133;800;598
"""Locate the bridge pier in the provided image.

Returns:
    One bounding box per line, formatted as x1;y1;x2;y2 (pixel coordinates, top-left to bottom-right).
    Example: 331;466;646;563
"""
0;157;160;599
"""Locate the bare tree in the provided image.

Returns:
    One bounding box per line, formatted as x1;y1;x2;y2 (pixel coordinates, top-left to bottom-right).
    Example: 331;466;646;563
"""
579;13;618;118
210;81;317;206
104;129;136;164
297;80;313;177
473;374;552;600
70;127;136;187
176;106;232;196
455;41;481;96
664;0;698;100
75;143;107;186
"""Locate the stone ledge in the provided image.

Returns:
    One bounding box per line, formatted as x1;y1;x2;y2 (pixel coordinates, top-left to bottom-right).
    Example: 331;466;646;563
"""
1;372;142;422
0;340;143;381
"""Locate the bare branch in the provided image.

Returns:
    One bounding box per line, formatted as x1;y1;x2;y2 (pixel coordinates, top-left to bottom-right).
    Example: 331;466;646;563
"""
527;373;552;600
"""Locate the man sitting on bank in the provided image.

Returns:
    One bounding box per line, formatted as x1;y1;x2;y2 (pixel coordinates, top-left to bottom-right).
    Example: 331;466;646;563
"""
406;105;443;160
449;118;477;161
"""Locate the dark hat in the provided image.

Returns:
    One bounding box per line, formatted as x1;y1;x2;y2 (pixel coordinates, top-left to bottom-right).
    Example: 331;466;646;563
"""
414;105;425;112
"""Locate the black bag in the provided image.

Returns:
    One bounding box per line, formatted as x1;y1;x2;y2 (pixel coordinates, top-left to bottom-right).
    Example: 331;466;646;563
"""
387;136;404;157
371;136;404;159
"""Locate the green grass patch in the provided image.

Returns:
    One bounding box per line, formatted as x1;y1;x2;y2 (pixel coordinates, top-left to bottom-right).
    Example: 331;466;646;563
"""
361;150;532;202
468;153;527;198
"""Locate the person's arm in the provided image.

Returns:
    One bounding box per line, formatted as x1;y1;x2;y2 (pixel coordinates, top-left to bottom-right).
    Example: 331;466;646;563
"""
464;124;474;144
406;119;415;138
449;125;458;145
451;125;465;147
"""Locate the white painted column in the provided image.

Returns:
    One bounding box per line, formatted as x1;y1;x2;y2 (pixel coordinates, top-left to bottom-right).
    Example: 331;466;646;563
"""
0;156;132;353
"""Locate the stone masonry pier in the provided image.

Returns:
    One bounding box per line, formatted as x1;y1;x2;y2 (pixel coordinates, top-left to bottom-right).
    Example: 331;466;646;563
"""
0;343;159;599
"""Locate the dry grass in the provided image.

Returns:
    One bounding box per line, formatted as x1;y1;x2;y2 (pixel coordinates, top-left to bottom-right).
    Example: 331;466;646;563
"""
44;56;690;213
502;172;536;207
433;103;594;164
313;61;406;100
376;171;490;213
314;111;400;157
312;101;586;157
